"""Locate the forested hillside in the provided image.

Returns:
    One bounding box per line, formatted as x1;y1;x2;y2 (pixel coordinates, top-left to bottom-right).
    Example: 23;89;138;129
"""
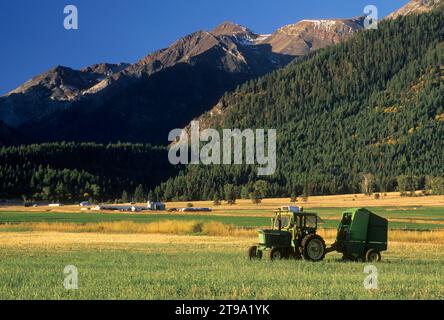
0;121;20;146
153;7;444;201
0;143;175;201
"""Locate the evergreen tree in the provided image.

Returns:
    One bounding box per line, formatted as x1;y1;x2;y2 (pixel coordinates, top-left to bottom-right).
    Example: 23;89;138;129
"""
254;180;270;199
121;190;129;203
250;191;261;205
240;186;250;199
134;184;145;202
224;184;237;205
212;193;221;206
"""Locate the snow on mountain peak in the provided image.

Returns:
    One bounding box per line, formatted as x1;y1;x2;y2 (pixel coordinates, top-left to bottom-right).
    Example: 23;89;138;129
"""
301;19;338;29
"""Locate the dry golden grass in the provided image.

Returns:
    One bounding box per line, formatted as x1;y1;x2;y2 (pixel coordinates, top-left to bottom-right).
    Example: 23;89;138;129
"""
0;220;255;237
2;192;444;214
0;229;442;251
0;231;254;250
2;221;444;244
318;228;444;244
317;228;338;240
389;229;444;244
389;218;444;225
330;229;444;244
165;192;444;210
0;229;443;254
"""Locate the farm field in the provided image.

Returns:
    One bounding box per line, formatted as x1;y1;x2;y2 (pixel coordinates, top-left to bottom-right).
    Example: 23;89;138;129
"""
2;192;443;217
0;232;443;300
0;209;444;231
3;192;444;213
0;193;443;300
1;205;444;231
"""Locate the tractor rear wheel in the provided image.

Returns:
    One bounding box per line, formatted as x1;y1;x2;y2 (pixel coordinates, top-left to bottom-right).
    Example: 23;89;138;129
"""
302;234;326;262
248;246;262;260
269;248;283;261
365;249;381;262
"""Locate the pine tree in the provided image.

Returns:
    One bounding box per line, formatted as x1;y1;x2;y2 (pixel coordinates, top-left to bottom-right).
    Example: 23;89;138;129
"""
224;184;237;205
134;184;145;202
250;191;261;205
121;190;129;203
212;193;221;206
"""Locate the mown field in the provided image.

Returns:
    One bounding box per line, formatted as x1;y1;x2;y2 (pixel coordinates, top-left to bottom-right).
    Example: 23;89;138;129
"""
0;195;443;300
0;233;443;300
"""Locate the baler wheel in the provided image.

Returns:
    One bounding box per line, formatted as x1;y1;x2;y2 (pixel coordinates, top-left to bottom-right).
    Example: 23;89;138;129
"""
365;249;381;262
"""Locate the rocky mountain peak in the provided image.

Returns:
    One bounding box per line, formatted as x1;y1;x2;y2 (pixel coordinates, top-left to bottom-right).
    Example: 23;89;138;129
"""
211;21;255;37
135;30;221;69
259;17;364;56
81;63;130;77
277;17;364;36
387;0;442;19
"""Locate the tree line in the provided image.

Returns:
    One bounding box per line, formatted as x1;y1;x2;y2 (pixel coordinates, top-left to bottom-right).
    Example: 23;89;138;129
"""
0;142;176;201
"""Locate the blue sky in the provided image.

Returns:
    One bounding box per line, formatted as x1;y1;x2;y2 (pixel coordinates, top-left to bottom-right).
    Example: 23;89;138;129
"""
0;0;409;95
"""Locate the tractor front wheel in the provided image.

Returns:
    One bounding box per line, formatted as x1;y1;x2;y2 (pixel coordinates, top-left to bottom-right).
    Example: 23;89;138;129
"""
365;249;381;262
248;246;262;260
302;234;326;262
269;248;283;261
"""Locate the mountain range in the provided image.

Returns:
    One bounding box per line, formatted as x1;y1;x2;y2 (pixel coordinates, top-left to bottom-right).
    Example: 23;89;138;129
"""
1;15;368;145
1;0;438;146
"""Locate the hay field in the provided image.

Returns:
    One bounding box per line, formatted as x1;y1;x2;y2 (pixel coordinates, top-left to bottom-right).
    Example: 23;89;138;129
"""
0;193;443;300
0;231;443;300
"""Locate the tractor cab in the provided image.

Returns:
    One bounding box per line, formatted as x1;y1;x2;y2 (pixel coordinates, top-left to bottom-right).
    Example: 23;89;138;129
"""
271;211;291;230
271;207;321;235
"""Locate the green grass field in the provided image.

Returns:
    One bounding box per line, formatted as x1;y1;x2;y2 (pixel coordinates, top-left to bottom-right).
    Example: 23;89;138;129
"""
0;241;443;300
0;206;443;300
1;207;443;230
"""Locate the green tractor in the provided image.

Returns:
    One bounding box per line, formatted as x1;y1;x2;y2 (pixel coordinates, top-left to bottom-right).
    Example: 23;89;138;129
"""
248;207;388;262
248;206;328;262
